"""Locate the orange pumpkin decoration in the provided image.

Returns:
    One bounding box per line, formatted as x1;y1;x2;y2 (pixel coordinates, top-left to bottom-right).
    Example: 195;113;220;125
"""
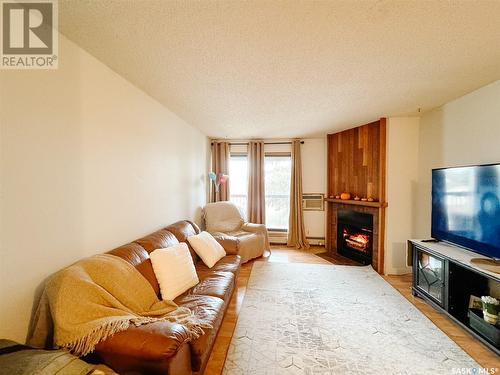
340;192;351;200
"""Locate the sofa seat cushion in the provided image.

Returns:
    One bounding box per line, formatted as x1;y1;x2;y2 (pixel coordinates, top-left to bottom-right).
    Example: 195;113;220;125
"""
196;255;241;275
175;271;234;302
174;295;225;372
94;321;190;374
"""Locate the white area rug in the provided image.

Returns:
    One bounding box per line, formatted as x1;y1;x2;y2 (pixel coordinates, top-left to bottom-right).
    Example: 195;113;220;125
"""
223;262;478;375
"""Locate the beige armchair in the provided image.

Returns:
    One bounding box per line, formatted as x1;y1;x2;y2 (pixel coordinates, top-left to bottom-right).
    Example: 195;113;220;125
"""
202;201;270;263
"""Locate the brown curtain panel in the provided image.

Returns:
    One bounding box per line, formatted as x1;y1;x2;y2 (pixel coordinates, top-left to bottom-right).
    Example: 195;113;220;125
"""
210;142;230;202
287;140;310;250
247;141;266;223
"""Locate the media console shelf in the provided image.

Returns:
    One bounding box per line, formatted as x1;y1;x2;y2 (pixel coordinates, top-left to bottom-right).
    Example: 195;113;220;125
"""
408;240;500;355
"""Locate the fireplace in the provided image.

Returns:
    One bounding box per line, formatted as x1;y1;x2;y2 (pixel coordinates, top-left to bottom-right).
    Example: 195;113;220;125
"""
337;210;373;265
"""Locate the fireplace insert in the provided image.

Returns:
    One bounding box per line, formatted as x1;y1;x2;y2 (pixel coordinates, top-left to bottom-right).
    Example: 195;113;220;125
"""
337;210;373;264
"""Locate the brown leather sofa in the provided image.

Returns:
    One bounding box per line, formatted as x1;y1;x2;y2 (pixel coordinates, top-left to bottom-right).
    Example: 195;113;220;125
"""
88;220;241;375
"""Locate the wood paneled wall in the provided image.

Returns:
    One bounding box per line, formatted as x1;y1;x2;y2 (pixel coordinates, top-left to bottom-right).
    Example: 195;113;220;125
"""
327;119;386;202
326;118;387;273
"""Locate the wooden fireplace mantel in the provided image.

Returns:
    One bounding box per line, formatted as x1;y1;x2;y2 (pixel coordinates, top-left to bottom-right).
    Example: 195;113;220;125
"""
326;118;387;274
325;198;388;209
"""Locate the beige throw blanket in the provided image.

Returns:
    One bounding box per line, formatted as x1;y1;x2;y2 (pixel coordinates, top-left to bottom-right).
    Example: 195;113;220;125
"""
27;254;210;356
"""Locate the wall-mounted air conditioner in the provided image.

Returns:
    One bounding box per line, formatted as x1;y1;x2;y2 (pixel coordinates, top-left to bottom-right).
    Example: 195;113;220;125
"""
302;193;324;211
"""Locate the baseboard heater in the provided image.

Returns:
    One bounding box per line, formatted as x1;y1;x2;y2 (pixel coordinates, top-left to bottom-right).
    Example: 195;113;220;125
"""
269;231;325;246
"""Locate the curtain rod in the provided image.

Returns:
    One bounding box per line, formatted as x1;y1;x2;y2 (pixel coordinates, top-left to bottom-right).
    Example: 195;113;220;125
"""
211;141;304;146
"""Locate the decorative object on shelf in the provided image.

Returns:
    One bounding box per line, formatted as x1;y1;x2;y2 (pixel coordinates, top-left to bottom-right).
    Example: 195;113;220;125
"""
208;171;229;193
367;197;374;202
481;296;499;325
469;295;483;310
340;192;351;200
361;197;368;202
468;308;500;346
335;195;340;199
354;196;360;201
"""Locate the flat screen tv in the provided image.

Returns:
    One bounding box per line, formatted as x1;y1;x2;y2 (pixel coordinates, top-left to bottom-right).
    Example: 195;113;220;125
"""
432;164;500;259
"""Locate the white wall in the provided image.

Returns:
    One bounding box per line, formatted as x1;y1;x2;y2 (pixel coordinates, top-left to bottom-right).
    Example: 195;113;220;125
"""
301;138;326;241
385;117;420;275
385;81;500;274
0;34;208;342
415;80;500;238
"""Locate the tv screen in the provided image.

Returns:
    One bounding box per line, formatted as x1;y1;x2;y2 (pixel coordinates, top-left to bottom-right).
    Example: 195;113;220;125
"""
432;164;500;259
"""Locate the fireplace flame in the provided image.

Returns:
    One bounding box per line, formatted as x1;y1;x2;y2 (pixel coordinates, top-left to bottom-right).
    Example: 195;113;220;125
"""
343;228;370;251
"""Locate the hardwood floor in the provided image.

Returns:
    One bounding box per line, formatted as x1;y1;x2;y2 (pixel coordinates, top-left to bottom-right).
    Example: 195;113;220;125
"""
204;247;499;375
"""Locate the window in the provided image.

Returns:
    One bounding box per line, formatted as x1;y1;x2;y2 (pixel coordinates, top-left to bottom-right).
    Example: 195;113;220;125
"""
229;155;248;219
229;152;292;230
264;155;291;230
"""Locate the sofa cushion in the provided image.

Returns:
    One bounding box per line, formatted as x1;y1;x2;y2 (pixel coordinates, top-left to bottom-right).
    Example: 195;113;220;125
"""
165;220;200;241
166;220;201;262
189;271;235;301
174;295;225;372
150;243;199;301
196;255;241;276
135;229;179;253
211;232;240;255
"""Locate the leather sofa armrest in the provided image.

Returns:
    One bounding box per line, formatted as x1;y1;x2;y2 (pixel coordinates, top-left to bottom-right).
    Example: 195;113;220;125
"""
94;321;190;372
211;233;240;255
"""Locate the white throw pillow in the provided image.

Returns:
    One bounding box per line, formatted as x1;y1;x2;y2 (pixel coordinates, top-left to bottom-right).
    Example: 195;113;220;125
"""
187;231;226;268
150;242;199;301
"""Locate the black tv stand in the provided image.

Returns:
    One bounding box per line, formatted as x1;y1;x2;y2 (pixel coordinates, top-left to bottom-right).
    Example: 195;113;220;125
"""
408;240;500;355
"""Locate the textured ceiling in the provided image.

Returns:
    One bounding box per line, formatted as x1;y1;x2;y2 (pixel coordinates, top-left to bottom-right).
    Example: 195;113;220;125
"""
59;1;500;138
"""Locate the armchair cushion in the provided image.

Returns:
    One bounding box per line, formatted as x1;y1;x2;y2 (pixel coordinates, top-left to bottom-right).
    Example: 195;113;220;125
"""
226;230;267;263
203;201;244;232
